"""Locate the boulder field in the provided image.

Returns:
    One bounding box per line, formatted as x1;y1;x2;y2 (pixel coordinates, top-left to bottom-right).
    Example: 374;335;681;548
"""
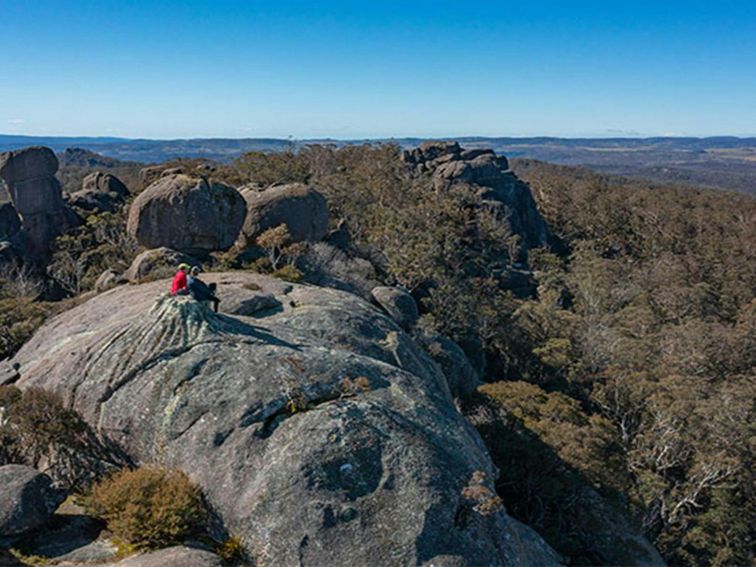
7;273;561;566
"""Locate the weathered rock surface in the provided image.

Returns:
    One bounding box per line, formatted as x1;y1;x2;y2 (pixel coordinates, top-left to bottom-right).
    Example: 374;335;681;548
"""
68;172;130;213
402;142;550;253
299;242;381;299
0;465;67;536
235;183;329;249
95;268;126;292
102;546;224;567
371;286;419;330
127;175;245;253
0;203;21;240
416;329;481;398
123;247;200;283
9;273;560;566
0;146;79;256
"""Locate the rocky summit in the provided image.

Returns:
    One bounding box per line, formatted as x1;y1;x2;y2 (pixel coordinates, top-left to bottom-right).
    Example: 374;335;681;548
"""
402;141;550;253
8;273;561;566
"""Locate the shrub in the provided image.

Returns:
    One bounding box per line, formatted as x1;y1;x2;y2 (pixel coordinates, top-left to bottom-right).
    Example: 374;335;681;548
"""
217;535;246;563
0;386;120;489
89;467;206;550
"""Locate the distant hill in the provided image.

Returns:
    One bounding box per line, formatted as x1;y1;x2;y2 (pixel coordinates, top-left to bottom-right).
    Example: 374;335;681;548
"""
1;134;755;194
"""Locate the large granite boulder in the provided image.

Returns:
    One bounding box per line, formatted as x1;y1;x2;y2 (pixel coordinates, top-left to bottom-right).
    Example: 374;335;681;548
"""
9;273;560;566
235;183;329;249
0;465;67;536
68;172;130;213
127;175;245;253
123;247;200;283
0;146;79;256
402;142;550;253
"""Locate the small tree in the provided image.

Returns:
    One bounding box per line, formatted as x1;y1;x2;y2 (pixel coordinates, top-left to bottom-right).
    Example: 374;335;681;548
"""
256;225;291;271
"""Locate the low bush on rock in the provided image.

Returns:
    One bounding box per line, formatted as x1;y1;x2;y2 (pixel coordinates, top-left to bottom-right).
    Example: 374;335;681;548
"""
0;386;121;489
89;467;206;550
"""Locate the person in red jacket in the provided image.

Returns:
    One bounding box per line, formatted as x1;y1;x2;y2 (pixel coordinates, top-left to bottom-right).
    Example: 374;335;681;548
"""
170;263;190;295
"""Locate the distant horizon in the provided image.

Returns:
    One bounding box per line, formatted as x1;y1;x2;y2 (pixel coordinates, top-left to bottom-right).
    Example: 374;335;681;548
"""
3;132;756;143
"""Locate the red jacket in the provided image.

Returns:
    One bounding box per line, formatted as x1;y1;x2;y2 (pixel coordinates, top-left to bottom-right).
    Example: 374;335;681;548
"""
171;270;188;295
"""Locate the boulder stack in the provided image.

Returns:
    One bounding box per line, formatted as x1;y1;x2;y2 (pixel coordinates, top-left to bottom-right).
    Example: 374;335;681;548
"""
402;142;550;252
68;171;130;213
0;146;79;256
126;174;245;254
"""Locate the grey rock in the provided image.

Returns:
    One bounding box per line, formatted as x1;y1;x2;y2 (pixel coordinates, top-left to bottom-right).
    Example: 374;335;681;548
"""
401;143;549;254
123;247;200;283
68;172;130;213
12;273;560;566
0;465;67;536
102;546;223;567
371;286;419;330
138;165;165;189
235;182;329;248
299;242;381;299
95;268;125;292
0;146;78;256
416;329;481;397
127;175;245;253
0;203;21;240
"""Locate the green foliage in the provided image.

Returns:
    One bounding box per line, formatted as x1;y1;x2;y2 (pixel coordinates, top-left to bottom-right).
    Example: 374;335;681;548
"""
47;211;137;295
0;386;114;489
514;159;756;566
0;298;55;360
89;467;206;550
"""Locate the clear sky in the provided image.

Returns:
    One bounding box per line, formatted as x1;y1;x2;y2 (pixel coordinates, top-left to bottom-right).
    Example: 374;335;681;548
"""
1;0;755;139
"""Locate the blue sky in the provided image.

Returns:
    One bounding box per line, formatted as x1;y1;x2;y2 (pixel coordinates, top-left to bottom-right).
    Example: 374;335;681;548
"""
1;0;754;139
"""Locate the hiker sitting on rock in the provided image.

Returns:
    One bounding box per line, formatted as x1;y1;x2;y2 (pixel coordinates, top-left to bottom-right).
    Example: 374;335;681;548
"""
187;266;221;312
170;263;190;295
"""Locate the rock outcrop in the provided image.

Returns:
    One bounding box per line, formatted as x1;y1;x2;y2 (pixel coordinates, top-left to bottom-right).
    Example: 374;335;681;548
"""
8;273;561;566
127;175;245;253
122;247;200;283
0;146;79;256
370;286;419;330
0;202;21;240
402;142;550;253
235;183;329;249
94;268;125;292
0;465;67;536
416;330;481;398
68;172;130;213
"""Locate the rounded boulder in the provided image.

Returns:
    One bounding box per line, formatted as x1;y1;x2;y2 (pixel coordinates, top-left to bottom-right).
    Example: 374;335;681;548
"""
0;464;67;536
235;182;328;249
371;286;419;330
127;175;245;253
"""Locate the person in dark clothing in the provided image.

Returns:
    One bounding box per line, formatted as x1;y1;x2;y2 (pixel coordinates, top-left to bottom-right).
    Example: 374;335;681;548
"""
187;266;221;312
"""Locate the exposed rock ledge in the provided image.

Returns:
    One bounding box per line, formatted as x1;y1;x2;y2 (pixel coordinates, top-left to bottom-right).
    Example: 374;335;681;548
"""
6;273;561;566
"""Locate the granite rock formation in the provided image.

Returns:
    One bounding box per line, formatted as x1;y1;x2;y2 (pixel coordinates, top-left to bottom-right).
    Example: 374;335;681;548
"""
8;273;561;566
